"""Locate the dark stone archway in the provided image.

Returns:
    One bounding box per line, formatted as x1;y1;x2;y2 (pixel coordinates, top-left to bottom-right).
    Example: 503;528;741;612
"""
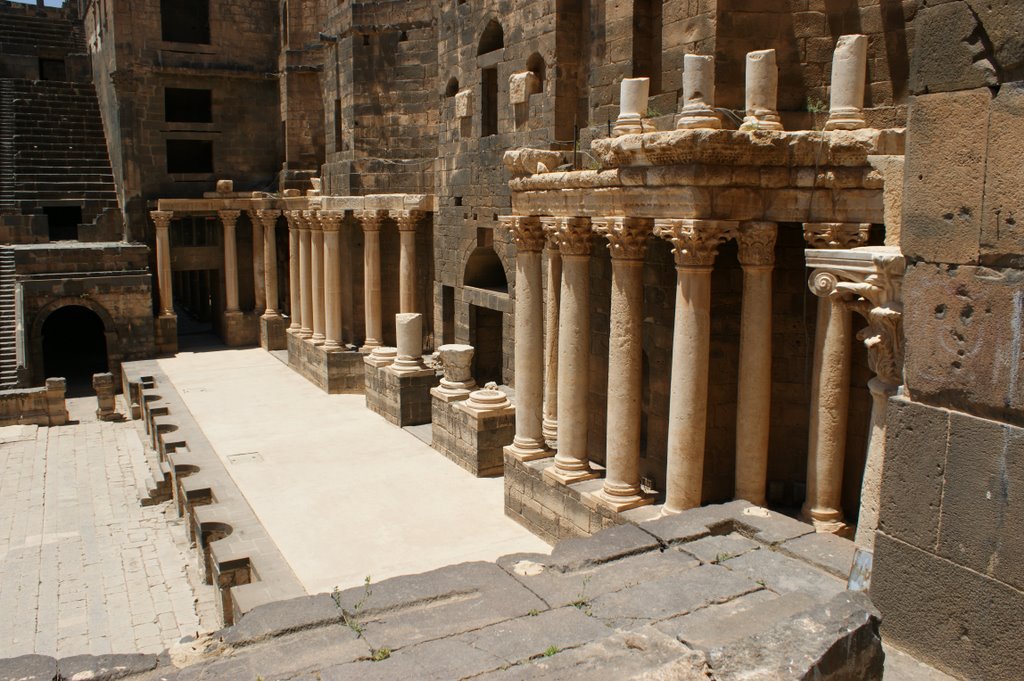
41;305;108;395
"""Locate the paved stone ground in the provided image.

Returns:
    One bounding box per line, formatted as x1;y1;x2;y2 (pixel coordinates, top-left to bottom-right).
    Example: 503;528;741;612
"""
0;397;217;658
156;342;550;595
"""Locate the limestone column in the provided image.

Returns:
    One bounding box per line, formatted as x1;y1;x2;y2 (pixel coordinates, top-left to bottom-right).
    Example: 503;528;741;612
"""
258;210;282;317
825;34;868;131
740;49;783;132
358;210;385;350
396;210;421;314
151;211;174;317
596;217;653;510
545;217;598;484
249;212;266;314
677;54;721;129
392;313;425;372
286;211;302;332
655;219;734;514
541;220;561;449
613;77;650;136
298;212;313;338
306;211;326;344
734;222;778;506
219;210;241;313
320;211;343;350
503;216;547;461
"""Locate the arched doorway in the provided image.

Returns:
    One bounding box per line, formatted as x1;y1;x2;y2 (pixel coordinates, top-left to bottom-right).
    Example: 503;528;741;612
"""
41;305;108;395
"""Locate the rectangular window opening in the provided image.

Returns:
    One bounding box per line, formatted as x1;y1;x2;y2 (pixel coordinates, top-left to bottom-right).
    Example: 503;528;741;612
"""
334;98;343;152
166;139;213;174
161;0;210;44
44;206;81;242
165;88;212;123
38;58;66;81
481;67;498;137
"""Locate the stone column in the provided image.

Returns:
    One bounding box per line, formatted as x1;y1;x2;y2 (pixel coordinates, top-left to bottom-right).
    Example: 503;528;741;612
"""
734;222;777;506
595;217;654;511
249;212;266;314
541;221;561;448
306;211;326;344
298;212;314;338
825;34;868;131
286;211;302;332
151;211;174;317
655;219;734;514
740;49;783;132
613;77;650;136
677;54;721;129
358;210;385;350
545;217;598;484
219;210;241;313
503;216;547;461
320;211;344;350
396;210;421;314
258;210;282;317
392;313;424;372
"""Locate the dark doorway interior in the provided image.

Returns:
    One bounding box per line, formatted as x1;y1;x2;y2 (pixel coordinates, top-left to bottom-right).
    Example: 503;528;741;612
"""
42;305;108;396
442;285;455;345
44;206;81;242
470;304;503;386
174;269;216;336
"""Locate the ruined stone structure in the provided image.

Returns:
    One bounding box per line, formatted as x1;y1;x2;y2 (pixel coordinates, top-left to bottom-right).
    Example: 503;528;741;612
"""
1;0;1022;678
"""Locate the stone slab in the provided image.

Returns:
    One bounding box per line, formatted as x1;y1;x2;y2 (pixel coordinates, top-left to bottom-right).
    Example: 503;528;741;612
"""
678;532;761;564
0;655;56;681
779;532;857;579
720;546;847;601
57;654;160;681
545;523;661;571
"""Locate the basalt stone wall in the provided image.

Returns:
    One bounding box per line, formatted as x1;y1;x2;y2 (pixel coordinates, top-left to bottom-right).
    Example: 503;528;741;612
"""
872;3;1024;680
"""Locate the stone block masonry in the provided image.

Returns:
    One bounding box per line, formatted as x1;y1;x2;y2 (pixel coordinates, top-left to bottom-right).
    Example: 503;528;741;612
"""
364;359;437;427
287;331;365;394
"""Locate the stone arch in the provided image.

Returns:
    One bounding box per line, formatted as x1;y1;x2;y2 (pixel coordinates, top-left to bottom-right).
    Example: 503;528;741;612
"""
458;237;514;293
445;76;460;98
526;52;546;91
477;18;504;56
30;297;120;389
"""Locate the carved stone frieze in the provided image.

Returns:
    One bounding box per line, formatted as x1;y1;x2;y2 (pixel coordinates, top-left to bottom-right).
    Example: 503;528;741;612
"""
654;219;737;267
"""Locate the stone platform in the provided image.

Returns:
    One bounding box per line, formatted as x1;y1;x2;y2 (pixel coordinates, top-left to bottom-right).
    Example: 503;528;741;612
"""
0;501;899;680
287;331;366;393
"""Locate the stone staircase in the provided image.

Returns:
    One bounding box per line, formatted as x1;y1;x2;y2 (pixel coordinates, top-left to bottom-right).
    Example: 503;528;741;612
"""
0;8;81;58
0;247;18;388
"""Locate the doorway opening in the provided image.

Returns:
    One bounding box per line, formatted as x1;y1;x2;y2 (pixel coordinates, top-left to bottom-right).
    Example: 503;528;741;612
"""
469;304;503;386
41;305;108;395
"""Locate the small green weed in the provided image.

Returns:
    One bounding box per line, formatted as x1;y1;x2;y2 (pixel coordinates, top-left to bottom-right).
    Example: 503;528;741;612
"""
543;645;560;657
371;647;391;662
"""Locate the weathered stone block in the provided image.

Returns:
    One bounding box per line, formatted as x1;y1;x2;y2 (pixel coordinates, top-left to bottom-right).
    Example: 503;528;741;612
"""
259;314;287;351
364;361;436;427
288;333;365;394
909;2;997;95
980;82;1024;265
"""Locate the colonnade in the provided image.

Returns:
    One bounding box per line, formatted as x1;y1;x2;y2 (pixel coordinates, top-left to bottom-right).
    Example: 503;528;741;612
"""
503;215;899;529
283;208;424;350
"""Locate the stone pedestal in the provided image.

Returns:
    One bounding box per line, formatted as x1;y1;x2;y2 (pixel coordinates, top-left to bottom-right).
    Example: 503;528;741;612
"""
93;372;119;421
285;332;366;394
432;387;515;477
364;348;436;427
825;34;868;131
222;310;257;347
740;49;783;132
156;313;178;354
677;54;721;129
260;314;288;352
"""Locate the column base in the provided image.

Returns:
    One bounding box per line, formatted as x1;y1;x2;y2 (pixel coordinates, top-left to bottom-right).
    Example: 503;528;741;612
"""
542;418;557;450
503;441;548;463
586;488;655;513
360;341;382;353
802;506;853;537
222;311;258;347
260;314;287;351
543;462;600;485
824;112;866;131
156;313;178;355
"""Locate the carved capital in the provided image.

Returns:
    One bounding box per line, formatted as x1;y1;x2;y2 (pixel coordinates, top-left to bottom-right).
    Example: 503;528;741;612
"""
593;217;653;261
554;217;593;257
737;221;777;268
256;209;281;230
803;223;871;249
395;210;424;232
284;210;304;231
654;219;736;268
357;209;387;232
302;210;322;231
540;217;562;251
218;210;240;230
318;211;343;231
500;216;546;253
151;210;173;231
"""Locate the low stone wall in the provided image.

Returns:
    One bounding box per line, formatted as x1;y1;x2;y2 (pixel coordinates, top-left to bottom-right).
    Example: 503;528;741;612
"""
0;377;67;426
431;391;514;477
121;361;305;626
287;332;365;394
364;361;436;426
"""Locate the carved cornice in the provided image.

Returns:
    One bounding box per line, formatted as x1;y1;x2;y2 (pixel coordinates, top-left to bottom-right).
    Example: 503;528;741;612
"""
151;210;173;230
554;217;593;257
593;217;653;261
803;223;871;249
500;216;546;253
318;211;343;231
357;209;387;232
737;221;777;268
654;219;736;267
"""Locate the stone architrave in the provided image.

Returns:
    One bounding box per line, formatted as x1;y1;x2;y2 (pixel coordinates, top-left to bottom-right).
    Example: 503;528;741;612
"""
677;54;721;130
541;219;561;448
396;210;422;314
306;210;326;344
392;313;425;373
613;78;650;136
503;216;548;461
320;211;344;350
734;222;778;506
545;217;599;484
654;219;736;514
218;210;241;313
257;210;282;318
825;34;868;131
434;344;476;399
740;49;783;132
285;211;302;332
358;210;386;350
151;210;174;317
593;217;654;511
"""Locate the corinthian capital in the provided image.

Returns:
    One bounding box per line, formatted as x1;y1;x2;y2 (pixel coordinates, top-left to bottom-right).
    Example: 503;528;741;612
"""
256;209;282;229
500;216;546;253
302;210;322;231
737;221;777;268
218;210;240;229
594;217;653;261
654;219;736;267
151;210;173;230
356;209;387;232
396;210;424;232
318;211;343;231
554;217;593;257
803;222;871;249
